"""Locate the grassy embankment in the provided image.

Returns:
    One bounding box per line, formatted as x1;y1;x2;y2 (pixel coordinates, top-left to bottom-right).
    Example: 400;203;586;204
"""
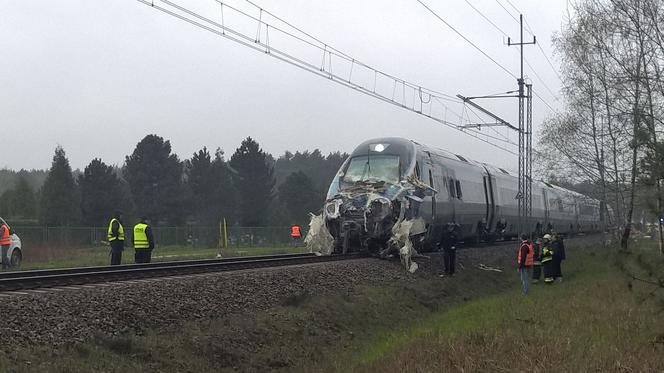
337;243;664;372
19;245;305;270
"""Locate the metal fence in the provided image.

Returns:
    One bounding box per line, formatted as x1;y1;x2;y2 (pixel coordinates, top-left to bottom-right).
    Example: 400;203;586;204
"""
12;226;305;249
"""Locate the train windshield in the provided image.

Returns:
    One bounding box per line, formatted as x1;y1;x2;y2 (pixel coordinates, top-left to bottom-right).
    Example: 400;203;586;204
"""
341;155;400;185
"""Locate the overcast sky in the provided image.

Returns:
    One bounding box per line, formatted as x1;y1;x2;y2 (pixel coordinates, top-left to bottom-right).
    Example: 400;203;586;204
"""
1;0;568;172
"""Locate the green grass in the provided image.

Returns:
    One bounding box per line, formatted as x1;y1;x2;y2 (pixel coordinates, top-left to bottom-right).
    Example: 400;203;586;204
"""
339;246;664;372
19;245;307;270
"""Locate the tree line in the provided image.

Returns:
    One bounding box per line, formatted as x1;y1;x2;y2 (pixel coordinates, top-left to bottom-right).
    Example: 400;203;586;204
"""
537;0;664;250
0;135;347;229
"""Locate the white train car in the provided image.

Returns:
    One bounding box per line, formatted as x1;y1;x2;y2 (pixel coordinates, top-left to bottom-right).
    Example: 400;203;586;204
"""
324;137;602;253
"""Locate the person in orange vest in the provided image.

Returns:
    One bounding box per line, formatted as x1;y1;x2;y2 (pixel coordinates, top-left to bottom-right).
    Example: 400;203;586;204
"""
517;233;534;294
290;224;302;247
0;222;11;270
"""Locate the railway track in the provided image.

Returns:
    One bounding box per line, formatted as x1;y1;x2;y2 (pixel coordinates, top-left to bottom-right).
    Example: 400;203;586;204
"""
0;252;367;292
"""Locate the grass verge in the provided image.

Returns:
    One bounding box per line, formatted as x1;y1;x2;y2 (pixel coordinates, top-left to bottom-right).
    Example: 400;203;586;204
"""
340;247;664;372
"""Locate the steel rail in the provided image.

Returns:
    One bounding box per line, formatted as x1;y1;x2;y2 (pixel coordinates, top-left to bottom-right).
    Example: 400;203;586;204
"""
0;253;366;292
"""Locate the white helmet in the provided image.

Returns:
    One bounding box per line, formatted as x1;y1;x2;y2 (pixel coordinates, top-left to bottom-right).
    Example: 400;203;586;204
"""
543;234;552;241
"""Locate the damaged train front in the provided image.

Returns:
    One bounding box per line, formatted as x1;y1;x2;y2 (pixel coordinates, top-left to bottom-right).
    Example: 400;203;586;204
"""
308;138;433;260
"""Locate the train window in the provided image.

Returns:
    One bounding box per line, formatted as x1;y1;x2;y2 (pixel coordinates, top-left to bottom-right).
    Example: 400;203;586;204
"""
449;178;456;198
456;180;463;199
455;154;468;163
415;162;421;179
428;170;434;188
558;199;564;212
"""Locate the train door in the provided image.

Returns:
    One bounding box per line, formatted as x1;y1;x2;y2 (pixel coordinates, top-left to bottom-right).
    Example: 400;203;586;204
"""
482;171;496;232
446;168;457;222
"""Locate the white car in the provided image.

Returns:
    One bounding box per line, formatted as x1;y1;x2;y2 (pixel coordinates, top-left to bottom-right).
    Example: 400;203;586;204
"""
0;217;22;268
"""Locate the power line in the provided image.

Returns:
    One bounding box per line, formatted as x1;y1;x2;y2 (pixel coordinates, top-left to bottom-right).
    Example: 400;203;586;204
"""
500;1;564;83
416;0;517;79
135;0;518;153
504;0;522;17
463;0;509;38
420;0;559;114
494;0;522;30
463;0;560;102
524;59;559;100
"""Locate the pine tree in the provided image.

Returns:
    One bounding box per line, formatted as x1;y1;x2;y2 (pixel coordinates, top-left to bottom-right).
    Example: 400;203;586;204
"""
186;147;237;224
124;135;185;225
12;175;36;219
278;171;321;224
79;158;125;226
39;146;80;225
229;137;275;226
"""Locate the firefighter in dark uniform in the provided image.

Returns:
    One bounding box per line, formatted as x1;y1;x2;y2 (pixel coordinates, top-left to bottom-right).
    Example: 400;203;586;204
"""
552;233;566;282
107;211;124;265
532;236;543;283
439;222;459;276
541;234;555;284
133;217;155;263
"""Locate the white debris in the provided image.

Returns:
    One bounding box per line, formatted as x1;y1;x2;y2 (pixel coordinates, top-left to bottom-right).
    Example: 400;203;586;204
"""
388;202;422;272
304;213;334;255
477;264;503;272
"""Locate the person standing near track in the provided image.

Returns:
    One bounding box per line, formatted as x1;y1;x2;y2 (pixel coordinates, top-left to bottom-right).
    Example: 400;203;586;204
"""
541;234;555;284
517;234;534;294
0;221;11;270
552;233;566;282
532;236;543;283
133;216;155;263
290;224;302;247
439;222;458;277
107;211;125;265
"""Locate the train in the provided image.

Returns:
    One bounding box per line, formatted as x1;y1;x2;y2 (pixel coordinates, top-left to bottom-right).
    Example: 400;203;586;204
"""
321;137;602;254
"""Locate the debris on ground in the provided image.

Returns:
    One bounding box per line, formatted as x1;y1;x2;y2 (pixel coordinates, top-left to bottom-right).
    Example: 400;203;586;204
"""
304;213;334;255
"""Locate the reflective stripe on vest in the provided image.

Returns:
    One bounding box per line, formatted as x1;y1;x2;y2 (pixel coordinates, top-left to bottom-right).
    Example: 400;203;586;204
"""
541;245;553;263
133;223;150;249
107;218;124;241
517;242;534;266
291;226;301;237
0;224;10;246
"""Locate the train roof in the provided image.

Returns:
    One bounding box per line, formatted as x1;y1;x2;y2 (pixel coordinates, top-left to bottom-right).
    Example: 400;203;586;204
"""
355;137;597;203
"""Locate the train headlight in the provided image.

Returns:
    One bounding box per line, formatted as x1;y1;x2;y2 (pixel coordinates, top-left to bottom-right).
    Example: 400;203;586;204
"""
369;143;389;152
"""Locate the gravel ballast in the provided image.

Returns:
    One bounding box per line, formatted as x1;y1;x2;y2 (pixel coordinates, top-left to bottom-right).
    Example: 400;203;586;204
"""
0;236;599;350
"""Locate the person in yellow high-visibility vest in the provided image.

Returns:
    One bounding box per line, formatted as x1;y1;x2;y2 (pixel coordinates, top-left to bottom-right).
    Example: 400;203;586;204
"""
541;234;555;284
133;216;155;264
107;211;125;265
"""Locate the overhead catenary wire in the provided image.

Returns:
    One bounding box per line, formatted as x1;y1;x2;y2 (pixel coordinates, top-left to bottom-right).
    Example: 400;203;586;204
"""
135;0;518;154
417;0;559;116
416;0;517;80
462;0;560;102
463;0;509;38
494;0;524;32
501;0;564;83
